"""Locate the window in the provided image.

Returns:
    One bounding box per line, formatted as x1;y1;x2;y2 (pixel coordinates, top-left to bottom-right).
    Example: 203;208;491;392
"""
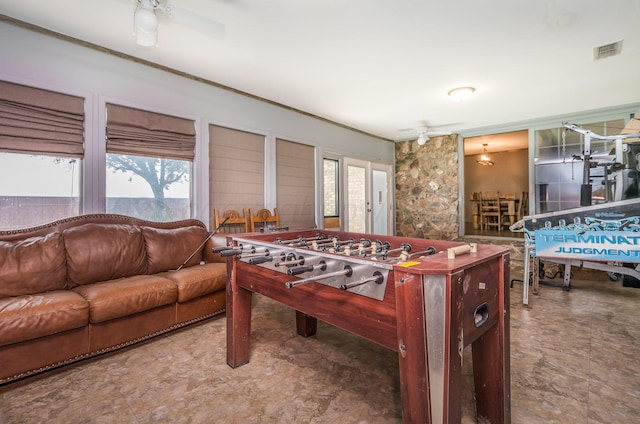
106;154;191;222
534;119;626;213
105;104;195;222
0;81;84;229
323;158;339;217
0;153;81;229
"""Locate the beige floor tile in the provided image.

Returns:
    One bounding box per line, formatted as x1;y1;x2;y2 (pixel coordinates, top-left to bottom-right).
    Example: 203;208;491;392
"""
2;266;640;423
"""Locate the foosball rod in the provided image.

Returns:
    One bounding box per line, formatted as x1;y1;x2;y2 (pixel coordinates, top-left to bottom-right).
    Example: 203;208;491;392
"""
354;240;390;255
238;249;285;260
287;260;327;276
274;254;323;268
367;243;411;259
385;246;436;262
310;238;356;252
219;246;271;257
340;271;384;290
285;265;352;288
214;243;265;255
275;234;326;245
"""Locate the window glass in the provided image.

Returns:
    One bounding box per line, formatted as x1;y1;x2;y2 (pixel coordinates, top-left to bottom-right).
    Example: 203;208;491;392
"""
347;164;366;233
533;118;626;213
0;152;81;229
323;158;339;217
106;154;191;221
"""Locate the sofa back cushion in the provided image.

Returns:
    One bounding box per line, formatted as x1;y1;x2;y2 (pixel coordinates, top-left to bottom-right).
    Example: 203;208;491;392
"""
142;225;208;274
63;224;147;288
0;233;67;298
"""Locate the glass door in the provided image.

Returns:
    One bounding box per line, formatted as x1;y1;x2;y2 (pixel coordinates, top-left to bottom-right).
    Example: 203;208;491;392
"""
372;166;390;234
344;158;392;235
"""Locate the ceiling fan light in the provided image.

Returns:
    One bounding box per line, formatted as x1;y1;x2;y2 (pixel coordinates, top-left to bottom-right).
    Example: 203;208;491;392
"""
417;132;429;145
134;8;158;46
448;86;475;102
136;27;157;47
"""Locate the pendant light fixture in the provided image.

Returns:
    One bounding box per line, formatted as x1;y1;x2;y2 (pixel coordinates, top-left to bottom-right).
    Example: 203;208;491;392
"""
476;144;494;166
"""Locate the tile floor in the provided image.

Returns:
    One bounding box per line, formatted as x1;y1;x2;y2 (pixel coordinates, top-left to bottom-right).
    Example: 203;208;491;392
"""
1;266;639;423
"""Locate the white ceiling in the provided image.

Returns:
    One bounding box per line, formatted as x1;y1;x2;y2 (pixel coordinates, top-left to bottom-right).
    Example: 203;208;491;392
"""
1;0;639;152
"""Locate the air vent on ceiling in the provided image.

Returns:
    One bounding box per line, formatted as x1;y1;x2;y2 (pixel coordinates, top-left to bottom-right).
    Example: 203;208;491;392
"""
593;40;623;60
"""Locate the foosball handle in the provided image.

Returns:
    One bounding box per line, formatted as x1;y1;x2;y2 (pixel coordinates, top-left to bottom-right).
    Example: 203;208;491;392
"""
288;265;314;276
220;248;244;257
249;256;273;265
447;243;477;259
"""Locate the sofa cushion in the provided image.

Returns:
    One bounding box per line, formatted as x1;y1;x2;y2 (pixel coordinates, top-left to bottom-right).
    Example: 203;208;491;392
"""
63;224;147;288
0;233;67;298
158;262;227;303
72;275;177;323
0;291;89;347
141;225;208;274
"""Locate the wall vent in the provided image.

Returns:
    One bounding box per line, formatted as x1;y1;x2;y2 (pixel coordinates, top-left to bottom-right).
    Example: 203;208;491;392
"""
593;40;623;60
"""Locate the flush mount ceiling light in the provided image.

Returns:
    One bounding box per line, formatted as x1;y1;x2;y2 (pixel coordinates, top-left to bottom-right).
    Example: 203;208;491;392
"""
448;86;476;102
476;144;494;166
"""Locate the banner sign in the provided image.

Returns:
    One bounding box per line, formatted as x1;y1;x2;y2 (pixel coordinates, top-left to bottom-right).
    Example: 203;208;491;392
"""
534;229;640;261
521;198;640;262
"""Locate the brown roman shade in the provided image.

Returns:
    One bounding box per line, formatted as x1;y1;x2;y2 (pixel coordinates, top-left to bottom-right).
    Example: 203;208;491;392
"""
0;80;84;158
208;125;265;221
106;104;196;161
276;138;316;229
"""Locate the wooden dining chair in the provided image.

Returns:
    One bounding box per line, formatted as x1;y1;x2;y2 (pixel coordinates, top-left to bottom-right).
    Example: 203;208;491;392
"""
213;208;249;233
249;208;280;232
480;191;501;230
517;191;529;219
500;193;516;229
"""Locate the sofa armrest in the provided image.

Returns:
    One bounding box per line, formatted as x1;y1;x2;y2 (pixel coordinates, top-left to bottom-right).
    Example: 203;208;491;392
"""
203;235;228;264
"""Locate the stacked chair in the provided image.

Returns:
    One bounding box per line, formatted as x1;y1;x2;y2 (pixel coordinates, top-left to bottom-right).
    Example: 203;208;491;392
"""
480;191;501;230
213;208;249;233
248;208;280;232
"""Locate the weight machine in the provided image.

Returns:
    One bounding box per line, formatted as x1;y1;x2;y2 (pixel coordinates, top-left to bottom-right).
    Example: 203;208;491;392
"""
511;122;640;305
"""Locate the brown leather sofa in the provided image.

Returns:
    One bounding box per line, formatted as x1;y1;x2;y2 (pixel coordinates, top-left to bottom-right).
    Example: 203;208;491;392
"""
0;214;228;384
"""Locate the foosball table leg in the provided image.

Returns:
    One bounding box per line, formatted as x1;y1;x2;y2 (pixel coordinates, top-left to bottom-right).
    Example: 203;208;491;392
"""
295;310;318;337
227;284;253;368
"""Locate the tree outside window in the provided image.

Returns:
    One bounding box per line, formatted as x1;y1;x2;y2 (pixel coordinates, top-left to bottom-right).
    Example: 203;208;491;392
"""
106;154;191;222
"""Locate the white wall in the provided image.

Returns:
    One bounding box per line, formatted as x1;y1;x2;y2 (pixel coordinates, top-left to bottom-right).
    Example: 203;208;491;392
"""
0;22;394;225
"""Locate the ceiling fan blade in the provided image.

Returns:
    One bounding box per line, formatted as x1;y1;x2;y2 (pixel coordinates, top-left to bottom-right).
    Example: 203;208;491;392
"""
165;3;226;40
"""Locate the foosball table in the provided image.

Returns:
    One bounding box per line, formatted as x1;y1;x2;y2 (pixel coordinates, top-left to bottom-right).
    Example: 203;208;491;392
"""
221;229;510;423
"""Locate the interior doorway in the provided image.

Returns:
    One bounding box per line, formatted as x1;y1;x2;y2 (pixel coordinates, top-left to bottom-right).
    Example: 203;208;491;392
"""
463;130;528;238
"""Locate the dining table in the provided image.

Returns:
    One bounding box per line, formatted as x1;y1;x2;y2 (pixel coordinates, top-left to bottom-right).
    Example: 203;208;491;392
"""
470;194;520;229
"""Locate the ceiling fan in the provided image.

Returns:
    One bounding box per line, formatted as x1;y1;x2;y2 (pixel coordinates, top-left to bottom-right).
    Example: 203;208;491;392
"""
133;0;226;47
416;127;452;145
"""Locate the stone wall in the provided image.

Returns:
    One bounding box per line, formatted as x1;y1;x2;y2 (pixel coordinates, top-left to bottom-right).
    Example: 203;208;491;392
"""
395;135;459;240
394;135;527;272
